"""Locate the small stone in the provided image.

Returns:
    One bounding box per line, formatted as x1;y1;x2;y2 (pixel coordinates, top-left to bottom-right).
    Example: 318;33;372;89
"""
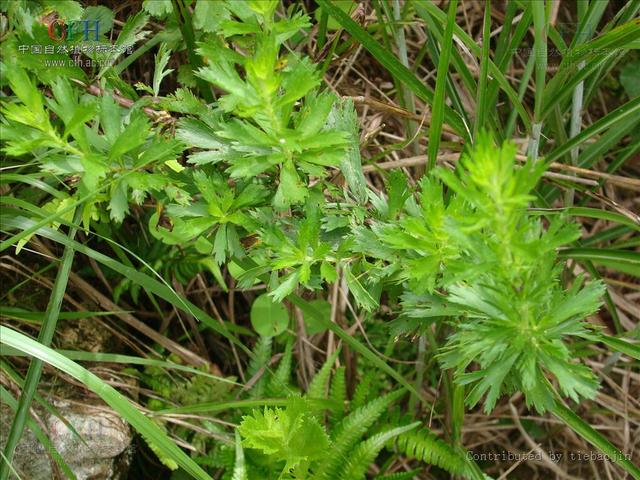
1;401;132;480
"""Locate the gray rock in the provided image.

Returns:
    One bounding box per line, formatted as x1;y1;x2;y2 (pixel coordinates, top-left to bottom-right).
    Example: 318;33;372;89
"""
1;401;132;480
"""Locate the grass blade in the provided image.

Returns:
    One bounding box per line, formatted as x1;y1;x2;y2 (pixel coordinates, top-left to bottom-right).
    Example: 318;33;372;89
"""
599;335;640;361
416;0;531;134
543;19;640;119
0;210;79;480
552;400;640;479
232;431;248;480
0;326;214;480
156;398;339;416
531;207;640;232
485;2;532;130
505;52;535;139
540;102;640;203
428;0;458;171
543;96;640;165
563;0;599;205
317;0;468;139
0;386;77;480
0;348;241;385
391;0;418;155
413;11;472;128
528;0;547;159
0;215;247;353
558;247;640;277
170;0;214;103
575;107;640;169
473;0;491;139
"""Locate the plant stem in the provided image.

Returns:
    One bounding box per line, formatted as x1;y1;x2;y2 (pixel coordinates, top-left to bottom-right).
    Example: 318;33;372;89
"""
427;0;458;172
505;51;535;139
552;399;640;479
451;382;464;446
528;0;548;160
473;0;491;140
409;333;427;412
564;61;585;206
392;0;419;158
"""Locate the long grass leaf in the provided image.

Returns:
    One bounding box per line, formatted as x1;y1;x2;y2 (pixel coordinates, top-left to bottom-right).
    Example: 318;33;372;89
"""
0;210;79;480
485;2;532;127
543;19;640;119
552;400;640;479
412;10;472;128
156;398;336;415
170;0;214;102
0;326;214;480
530;207;640;232
558;247;640;277
473;0;491;139
543;96;640;165
428;0;458;171
415;0;531;133
317;0;468;139
0;216;247;353
528;0;547;159
0;348;241;385
599;335;640;361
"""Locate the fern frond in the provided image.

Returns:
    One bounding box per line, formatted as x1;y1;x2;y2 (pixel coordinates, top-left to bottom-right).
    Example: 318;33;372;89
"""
339;423;419;480
315;390;404;480
395;428;476;479
306;348;340;400
373;470;422;480
266;337;294;397
329;366;346;425
351;370;375;411
246;335;272;398
139;419;179;471
200;446;235;480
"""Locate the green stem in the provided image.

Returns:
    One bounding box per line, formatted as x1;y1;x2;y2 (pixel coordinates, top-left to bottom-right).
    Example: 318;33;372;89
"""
409;333;427;412
473;0;491;140
528;0;548;160
451;381;464;446
392;0;419;158
505;52;535;139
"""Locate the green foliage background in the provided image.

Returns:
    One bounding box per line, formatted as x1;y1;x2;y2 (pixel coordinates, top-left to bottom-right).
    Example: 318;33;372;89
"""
0;0;639;479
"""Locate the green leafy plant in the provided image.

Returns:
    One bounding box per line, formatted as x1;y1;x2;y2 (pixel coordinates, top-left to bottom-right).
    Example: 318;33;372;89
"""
364;135;606;413
175;1;350;209
1;1;639;479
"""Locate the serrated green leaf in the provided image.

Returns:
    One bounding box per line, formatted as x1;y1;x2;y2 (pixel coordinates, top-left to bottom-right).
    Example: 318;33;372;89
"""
43;0;83;20
274;160;308;209
193;0;231;33
344;266;377;311
152;43;174;96
143;0;173;17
